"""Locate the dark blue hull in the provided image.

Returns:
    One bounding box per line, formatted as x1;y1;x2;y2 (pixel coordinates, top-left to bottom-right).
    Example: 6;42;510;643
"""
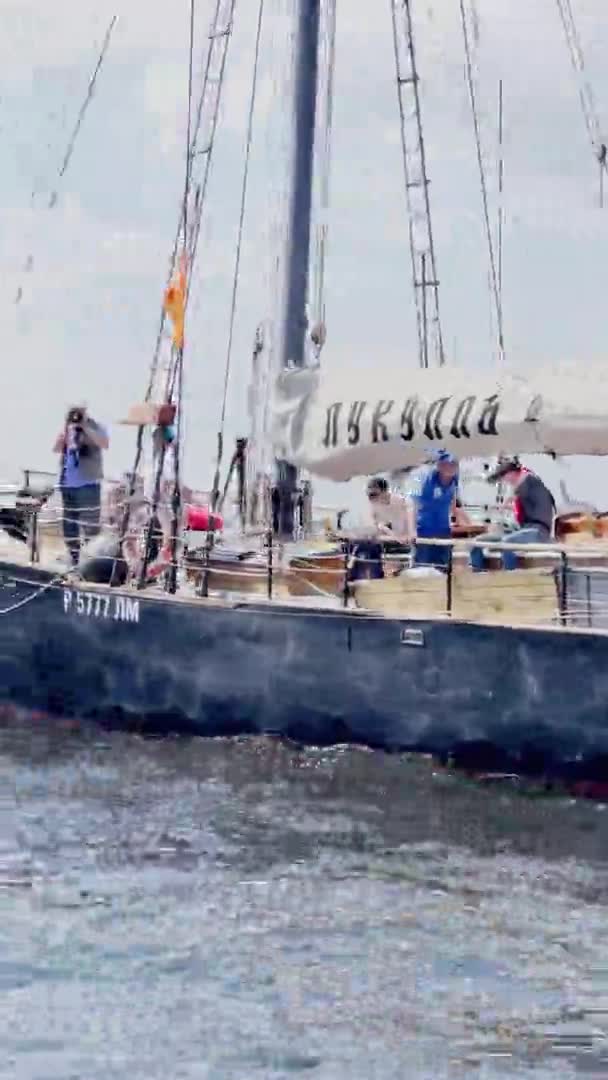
2;559;608;775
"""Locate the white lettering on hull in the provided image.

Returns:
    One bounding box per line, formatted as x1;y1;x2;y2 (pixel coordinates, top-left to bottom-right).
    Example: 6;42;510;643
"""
62;589;140;624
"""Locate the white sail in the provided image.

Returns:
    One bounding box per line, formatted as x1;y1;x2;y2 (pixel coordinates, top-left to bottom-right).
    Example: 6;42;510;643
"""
270;361;608;481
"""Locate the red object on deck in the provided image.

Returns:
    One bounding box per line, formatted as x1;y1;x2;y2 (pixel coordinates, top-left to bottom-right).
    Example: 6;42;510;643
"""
186;505;224;532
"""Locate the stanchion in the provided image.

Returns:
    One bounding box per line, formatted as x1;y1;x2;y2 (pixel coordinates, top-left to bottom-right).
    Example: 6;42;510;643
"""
342;542;350;608
560;550;569;626
267;528;273;600
29;509;39;564
199;536;211;598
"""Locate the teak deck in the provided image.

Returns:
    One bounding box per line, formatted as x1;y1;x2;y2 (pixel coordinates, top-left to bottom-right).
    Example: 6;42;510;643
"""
352;568;559;624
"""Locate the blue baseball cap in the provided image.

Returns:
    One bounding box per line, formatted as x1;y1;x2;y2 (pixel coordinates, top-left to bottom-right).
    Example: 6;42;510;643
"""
429;448;457;464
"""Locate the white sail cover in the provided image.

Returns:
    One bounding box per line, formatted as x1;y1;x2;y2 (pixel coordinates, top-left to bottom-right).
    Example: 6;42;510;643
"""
270;362;608;481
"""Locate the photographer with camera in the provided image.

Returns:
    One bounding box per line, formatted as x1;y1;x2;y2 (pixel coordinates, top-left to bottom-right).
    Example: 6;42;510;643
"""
53;405;109;566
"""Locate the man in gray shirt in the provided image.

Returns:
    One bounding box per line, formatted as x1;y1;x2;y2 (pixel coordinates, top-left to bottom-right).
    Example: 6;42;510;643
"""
470;456;555;571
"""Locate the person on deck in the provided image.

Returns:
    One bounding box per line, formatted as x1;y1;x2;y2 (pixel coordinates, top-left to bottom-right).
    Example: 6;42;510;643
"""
366;476;410;541
53;404;109;566
470;456;555;572
349;477;410;581
404;449;469;570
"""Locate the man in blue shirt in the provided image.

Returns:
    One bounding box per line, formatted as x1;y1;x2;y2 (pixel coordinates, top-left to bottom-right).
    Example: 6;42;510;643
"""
53;405;109;566
405;449;468;569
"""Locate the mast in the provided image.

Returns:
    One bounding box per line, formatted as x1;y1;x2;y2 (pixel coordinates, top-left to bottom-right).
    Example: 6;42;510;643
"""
274;0;321;540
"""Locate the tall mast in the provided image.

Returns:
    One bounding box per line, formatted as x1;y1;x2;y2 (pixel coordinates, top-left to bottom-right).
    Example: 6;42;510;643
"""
274;0;321;539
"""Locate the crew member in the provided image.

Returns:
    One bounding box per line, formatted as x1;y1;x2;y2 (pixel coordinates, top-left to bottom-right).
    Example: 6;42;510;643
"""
53;404;109;566
470;455;555;571
349;477;410;581
367;476;410;540
405;449;469;569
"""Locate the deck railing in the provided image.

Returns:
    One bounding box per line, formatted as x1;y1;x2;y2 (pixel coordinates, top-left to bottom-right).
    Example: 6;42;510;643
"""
4;491;608;629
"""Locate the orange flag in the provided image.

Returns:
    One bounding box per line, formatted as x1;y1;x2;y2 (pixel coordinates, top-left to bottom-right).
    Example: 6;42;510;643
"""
164;253;187;349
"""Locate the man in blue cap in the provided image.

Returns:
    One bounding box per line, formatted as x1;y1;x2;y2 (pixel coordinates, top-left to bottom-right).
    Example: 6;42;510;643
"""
404;449;469;569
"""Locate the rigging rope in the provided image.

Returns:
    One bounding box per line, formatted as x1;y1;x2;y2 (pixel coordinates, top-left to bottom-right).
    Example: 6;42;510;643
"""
390;0;445;368
210;0;265;509
124;0;236;562
15;14;118;304
458;0;504;363
497;79;504;309
55;16;118;192
182;0;196;247
556;0;600;146
555;0;607;204
469;0;481;49
184;6;238;308
165;0;196;594
146;0;235;403
136;0;197;590
0;573;67;616
311;0;336;352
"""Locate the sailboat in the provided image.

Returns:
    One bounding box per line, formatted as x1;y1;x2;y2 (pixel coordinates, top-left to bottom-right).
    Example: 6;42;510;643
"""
3;0;608;778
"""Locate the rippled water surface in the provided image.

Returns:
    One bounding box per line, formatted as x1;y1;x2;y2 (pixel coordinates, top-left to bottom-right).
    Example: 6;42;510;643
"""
2;721;608;1078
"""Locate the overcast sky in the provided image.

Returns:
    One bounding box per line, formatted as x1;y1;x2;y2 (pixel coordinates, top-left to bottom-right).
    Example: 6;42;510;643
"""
1;0;607;507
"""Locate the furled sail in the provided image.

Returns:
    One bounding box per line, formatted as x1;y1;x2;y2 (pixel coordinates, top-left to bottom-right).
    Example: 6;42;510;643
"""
270;361;608;481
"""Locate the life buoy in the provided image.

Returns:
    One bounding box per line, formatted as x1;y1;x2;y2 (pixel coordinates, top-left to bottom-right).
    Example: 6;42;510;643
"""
185;505;223;532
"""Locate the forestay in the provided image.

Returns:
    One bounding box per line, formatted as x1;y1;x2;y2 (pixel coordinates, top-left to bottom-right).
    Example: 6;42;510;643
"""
270;361;608;480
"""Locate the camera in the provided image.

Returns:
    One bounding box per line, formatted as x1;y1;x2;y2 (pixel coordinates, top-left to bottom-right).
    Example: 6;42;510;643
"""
66;407;89;456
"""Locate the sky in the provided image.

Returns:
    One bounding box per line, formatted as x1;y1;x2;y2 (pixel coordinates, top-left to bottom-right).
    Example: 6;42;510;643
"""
1;0;608;510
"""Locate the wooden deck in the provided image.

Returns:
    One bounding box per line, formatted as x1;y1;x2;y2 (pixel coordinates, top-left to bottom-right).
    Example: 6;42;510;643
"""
6;523;608;630
352;567;559;624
